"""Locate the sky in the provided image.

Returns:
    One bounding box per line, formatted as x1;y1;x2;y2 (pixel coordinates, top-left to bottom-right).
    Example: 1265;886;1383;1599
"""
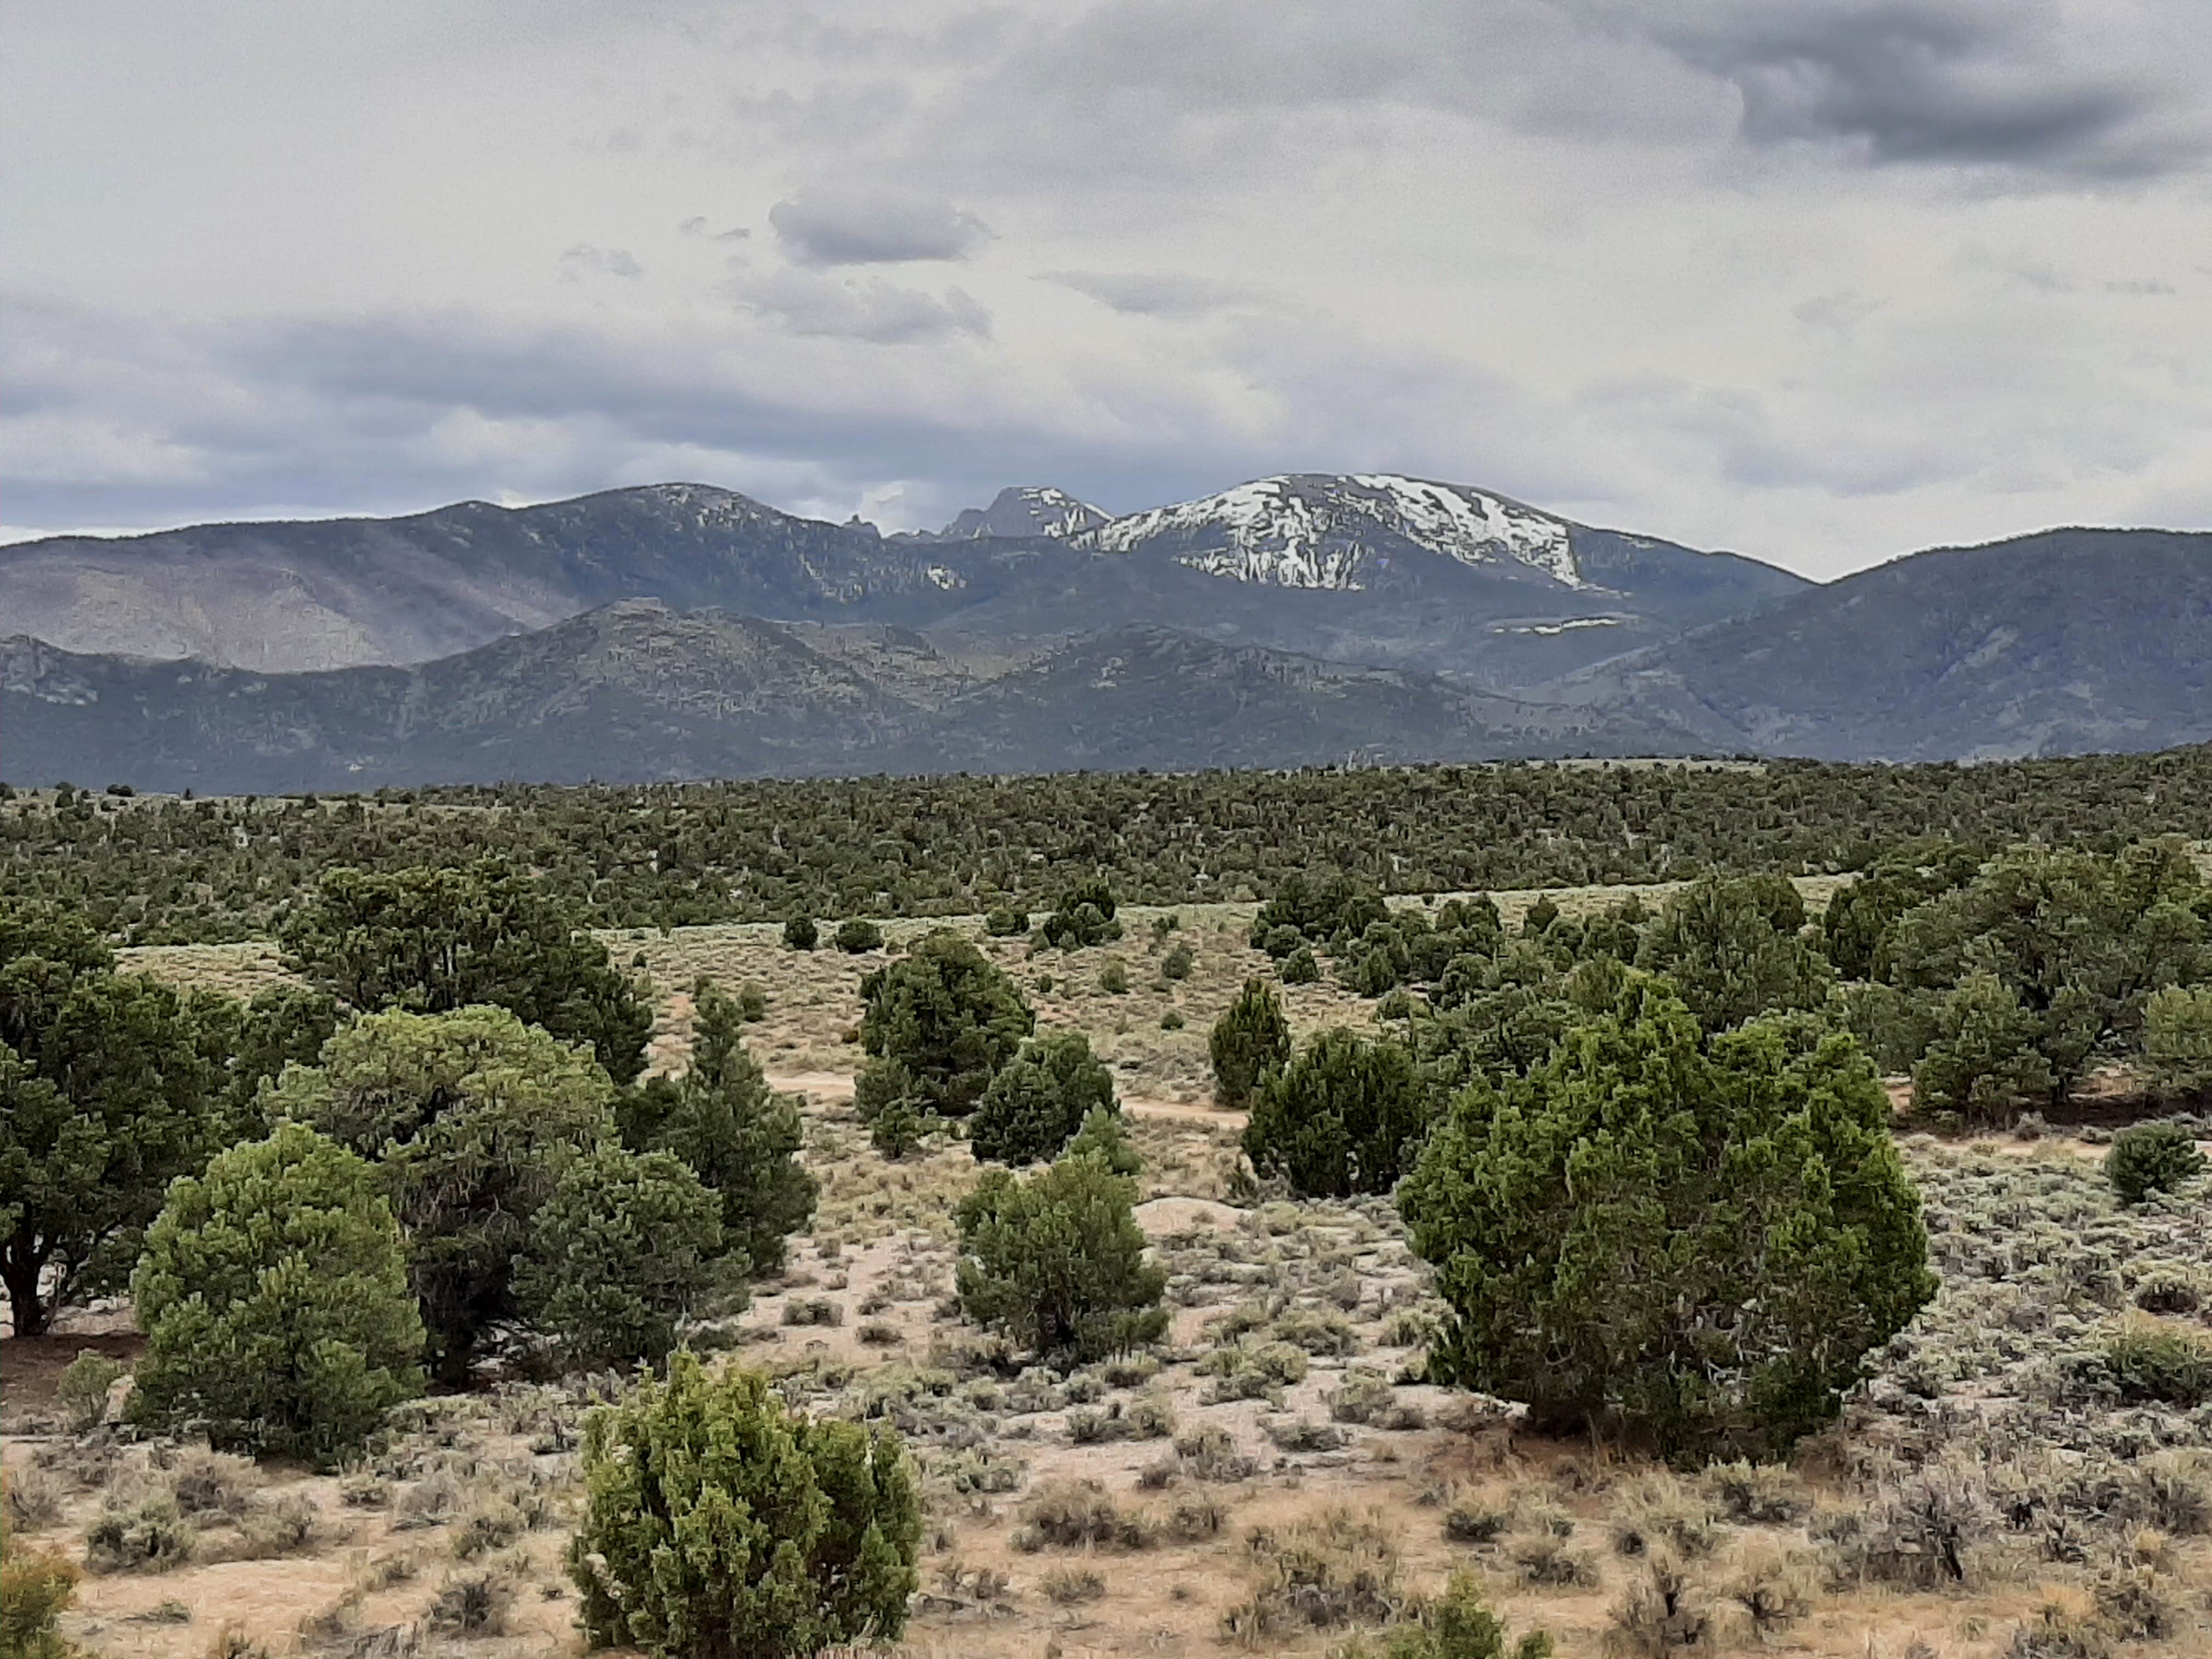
5;0;2212;578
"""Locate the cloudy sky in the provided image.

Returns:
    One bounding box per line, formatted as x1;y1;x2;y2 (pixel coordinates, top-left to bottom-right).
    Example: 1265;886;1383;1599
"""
6;0;2211;577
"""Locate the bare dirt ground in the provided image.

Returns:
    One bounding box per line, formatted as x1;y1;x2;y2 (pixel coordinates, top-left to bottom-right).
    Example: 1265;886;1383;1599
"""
18;874;2207;1659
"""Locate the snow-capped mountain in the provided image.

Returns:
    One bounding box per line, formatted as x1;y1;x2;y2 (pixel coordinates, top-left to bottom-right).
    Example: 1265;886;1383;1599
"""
1076;473;1584;591
930;486;1110;540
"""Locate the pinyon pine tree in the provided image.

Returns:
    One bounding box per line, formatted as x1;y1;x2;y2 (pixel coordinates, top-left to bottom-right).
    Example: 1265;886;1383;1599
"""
618;980;816;1272
128;1122;424;1464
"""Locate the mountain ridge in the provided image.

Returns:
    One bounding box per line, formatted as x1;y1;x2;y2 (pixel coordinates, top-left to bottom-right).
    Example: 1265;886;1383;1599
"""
0;473;1805;681
0;601;1705;793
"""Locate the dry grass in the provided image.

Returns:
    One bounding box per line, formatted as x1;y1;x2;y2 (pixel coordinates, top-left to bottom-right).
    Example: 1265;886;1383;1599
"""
13;873;2208;1659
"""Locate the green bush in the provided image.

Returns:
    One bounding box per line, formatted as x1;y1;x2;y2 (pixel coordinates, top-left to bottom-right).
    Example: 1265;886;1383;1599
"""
869;1097;928;1160
128;1123;425;1466
2;1516;81;1659
1634;877;1831;1034
0;901;221;1340
517;1147;723;1371
1040;879;1122;950
569;1356;920;1659
2101;1321;2212;1406
969;1032;1116;1165
782;915;819;951
1161;941;1194;981
2105;1121;2207;1205
54;1352;124;1434
2145;984;2212;1098
1280;946;1321;985
955;1142;1167;1362
984;905;1028;938
1097;961;1130;995
857;930;1033;1119
1398;982;1934;1458
1338;1569;1553;1659
618;981;816;1272
834;918;884;953
1243;1029;1428;1199
1210;978;1291;1109
1909;973;2052;1126
268;1005;621;1383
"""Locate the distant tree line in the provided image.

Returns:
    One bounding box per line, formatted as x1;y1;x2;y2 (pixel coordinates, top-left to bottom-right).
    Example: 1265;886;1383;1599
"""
12;746;2212;942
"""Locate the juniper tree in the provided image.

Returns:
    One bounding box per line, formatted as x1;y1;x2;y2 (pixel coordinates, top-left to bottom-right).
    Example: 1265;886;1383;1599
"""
518;1147;723;1370
1398;979;1934;1458
280;861;653;1083
570;1357;920;1659
0;901;219;1337
267;1005;620;1383
618;981;815;1272
1243;1029;1429;1198
968;1031;1116;1165
856;930;1032;1119
955;1139;1166;1361
1209;978;1291;1108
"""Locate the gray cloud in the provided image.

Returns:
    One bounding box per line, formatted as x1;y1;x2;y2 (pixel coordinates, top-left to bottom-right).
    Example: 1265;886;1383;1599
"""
560;244;643;279
6;1;2212;568
768;187;992;266
1040;270;1274;318
730;269;992;343
1631;0;2209;177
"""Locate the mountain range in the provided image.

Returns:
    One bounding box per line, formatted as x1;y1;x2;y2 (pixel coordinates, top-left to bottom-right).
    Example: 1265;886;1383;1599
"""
3;472;2208;788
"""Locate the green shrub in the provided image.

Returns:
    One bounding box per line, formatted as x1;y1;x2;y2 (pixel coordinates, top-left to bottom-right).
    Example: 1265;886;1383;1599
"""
1398;984;1934;1458
1209;978;1291;1109
1243;1029;1428;1198
569;1357;919;1659
2101;1320;2212;1406
782;915;819;951
969;1032;1116;1165
516;1147;723;1370
1281;946;1321;985
1039;879;1122;950
1161;941;1194;981
54;1352;124;1434
2144;984;2212;1097
955;1142;1167;1362
2105;1121;2207;1205
1910;973;2053;1126
1337;1569;1553;1659
984;905;1028;938
857;930;1033;1119
834;918;884;953
1;1519;81;1659
869;1097;927;1160
1098;961;1130;995
127;1124;424;1465
1634;877;1831;1035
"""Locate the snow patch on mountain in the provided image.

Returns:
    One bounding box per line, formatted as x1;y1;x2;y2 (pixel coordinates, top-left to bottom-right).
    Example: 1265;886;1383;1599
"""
1078;473;1582;591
